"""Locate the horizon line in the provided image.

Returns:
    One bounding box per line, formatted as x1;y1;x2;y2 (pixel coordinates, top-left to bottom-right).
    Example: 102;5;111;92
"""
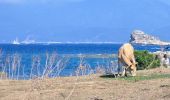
0;41;124;44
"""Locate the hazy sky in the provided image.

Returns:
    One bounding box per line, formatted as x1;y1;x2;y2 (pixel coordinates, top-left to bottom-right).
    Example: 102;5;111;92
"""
0;0;170;43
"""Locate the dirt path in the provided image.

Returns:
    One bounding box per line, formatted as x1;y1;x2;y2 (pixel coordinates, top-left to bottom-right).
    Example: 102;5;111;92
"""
0;68;170;100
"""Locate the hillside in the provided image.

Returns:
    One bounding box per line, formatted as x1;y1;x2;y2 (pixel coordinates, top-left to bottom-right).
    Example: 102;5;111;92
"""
0;68;170;100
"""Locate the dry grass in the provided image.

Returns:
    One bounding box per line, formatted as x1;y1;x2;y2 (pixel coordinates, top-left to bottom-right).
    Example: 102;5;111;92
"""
0;68;170;100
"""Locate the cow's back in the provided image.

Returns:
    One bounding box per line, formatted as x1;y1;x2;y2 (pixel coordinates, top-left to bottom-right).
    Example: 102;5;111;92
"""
118;43;134;57
122;43;134;58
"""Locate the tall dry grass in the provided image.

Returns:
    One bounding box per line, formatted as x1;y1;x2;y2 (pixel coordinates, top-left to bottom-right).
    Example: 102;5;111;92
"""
0;49;117;80
0;49;118;100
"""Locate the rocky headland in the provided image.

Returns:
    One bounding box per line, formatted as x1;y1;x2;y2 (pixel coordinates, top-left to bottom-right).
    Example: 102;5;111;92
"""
130;30;170;45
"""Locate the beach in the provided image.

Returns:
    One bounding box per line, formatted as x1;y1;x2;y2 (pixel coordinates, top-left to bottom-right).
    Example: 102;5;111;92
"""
0;68;170;100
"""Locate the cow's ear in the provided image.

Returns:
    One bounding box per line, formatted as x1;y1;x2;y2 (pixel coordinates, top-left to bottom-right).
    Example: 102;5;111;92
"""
135;62;138;65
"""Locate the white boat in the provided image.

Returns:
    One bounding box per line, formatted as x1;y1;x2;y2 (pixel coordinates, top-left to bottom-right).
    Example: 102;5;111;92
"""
13;38;20;45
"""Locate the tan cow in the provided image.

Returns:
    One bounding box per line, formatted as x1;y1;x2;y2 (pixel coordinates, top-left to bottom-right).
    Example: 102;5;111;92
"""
118;43;137;76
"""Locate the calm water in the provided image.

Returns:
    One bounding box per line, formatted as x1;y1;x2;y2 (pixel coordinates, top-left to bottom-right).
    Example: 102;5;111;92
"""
0;43;167;79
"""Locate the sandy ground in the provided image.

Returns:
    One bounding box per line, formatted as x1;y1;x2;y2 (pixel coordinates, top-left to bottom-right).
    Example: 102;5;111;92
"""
0;68;170;100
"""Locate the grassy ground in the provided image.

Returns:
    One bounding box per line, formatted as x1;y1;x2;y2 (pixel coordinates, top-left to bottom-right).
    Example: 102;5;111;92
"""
0;68;170;100
101;73;170;82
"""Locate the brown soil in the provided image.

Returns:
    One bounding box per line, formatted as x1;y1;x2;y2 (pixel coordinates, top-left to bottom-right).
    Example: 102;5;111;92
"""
0;68;170;100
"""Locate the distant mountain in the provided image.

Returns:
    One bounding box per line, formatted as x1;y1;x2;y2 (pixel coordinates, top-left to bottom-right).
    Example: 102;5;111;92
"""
129;30;170;45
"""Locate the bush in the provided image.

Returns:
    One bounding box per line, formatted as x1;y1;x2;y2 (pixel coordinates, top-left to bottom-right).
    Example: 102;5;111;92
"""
134;50;160;70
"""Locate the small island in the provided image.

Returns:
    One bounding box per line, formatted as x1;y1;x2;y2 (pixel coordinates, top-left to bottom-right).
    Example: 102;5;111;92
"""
130;30;170;45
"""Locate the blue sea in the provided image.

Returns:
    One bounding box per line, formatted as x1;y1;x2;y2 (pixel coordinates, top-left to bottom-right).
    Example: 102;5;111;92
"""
0;43;167;79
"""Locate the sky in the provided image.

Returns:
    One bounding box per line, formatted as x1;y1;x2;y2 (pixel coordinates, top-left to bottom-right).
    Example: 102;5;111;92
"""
0;0;170;43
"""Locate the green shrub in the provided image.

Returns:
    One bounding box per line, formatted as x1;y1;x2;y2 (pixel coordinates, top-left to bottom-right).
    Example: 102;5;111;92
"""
134;50;160;70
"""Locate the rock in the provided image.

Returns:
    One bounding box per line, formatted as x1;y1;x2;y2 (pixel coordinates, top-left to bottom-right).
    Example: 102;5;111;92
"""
129;30;170;45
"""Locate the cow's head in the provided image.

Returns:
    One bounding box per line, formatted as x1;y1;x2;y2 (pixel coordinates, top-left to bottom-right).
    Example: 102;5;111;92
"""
129;63;137;76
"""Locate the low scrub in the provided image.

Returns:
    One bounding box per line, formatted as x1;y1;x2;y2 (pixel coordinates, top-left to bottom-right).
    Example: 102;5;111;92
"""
134;50;160;70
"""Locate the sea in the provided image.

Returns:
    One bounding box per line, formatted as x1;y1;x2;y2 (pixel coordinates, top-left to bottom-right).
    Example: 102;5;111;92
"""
0;43;168;79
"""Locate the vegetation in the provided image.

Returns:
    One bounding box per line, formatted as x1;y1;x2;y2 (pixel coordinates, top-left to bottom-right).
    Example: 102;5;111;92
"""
134;50;160;70
119;74;170;82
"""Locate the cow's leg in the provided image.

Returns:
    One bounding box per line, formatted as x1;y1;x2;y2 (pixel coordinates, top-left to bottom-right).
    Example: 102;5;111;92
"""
121;66;126;77
125;68;128;77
